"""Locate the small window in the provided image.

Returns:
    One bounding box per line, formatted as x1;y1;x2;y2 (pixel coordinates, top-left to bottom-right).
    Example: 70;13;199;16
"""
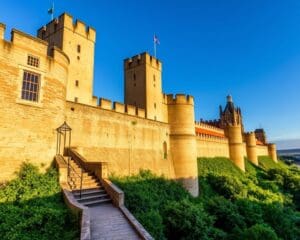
133;73;136;81
21;71;40;102
77;56;80;60
77;45;81;53
153;75;156;82
134;83;136;87
27;55;39;68
74;97;78;103
75;80;79;87
154;116;157;120
163;141;167;159
154;103;156;108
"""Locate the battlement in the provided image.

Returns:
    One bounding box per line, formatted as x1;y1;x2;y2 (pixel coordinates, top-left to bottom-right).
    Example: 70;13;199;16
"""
124;52;162;71
196;133;229;143
1;28;69;68
0;23;5;39
37;13;96;42
167;94;194;105
195;121;224;134
96;98;146;119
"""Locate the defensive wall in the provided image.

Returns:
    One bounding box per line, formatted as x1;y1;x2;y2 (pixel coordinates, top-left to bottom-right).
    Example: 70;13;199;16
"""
0;24;69;181
65;99;175;179
0;15;277;196
195;122;270;162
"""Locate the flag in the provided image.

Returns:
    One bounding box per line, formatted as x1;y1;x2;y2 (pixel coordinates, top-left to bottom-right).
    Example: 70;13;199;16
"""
154;35;160;45
48;7;54;15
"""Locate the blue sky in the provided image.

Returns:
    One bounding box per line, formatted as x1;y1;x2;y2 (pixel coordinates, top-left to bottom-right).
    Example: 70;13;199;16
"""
1;1;300;146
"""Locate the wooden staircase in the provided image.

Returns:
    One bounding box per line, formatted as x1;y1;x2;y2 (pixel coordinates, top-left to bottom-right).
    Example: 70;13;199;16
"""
68;158;112;207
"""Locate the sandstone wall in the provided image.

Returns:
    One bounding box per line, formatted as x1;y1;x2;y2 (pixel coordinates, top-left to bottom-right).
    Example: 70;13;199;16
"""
256;145;268;156
196;136;229;158
65;101;175;178
0;27;68;181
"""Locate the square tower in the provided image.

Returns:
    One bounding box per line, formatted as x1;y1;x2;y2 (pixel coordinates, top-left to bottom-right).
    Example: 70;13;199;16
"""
124;52;165;121
37;13;96;105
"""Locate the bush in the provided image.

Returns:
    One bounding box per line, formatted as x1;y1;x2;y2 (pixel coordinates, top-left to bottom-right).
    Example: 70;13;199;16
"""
0;163;78;240
112;157;300;240
206;174;246;200
163;199;218;240
238;224;279;240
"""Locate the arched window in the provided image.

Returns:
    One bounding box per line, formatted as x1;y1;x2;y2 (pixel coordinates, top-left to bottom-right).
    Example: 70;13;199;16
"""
163;141;167;159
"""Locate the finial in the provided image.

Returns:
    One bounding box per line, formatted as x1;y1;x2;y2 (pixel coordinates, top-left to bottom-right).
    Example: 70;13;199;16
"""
227;95;233;103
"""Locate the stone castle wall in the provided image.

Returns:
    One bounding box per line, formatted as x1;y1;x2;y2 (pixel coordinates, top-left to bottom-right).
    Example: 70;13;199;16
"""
65;101;175;178
0;26;69;181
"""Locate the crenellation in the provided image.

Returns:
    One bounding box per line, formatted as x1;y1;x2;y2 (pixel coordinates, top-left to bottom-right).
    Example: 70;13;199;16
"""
99;98;112;110
113;102;125;113
124;52;161;70
196;133;228;143
0;23;5;40
195;121;224;133
37;13;96;43
92;96;98;106
126;104;136;116
137;108;145;118
167;94;194;105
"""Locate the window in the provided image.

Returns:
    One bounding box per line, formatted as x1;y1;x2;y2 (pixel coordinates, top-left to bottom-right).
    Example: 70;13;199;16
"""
154;103;156;108
27;55;39;68
133;73;136;81
77;45;81;53
153;74;156;82
163;141;167;159
75;80;79;87
21;71;40;102
74;97;78;103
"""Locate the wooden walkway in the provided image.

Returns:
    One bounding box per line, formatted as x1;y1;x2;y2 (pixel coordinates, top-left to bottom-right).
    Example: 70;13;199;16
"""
89;204;141;240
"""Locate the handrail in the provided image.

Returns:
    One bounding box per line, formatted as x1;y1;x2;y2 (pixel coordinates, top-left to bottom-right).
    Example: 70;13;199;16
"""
62;154;84;199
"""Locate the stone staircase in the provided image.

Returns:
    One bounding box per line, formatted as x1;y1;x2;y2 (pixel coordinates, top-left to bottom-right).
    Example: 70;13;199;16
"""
68;158;112;207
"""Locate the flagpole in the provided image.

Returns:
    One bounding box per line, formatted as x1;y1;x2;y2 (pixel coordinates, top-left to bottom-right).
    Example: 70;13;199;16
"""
154;39;156;58
51;2;54;20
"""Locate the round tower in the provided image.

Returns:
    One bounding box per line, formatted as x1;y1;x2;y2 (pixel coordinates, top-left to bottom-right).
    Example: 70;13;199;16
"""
167;94;199;197
245;132;258;166
227;124;245;171
268;143;278;162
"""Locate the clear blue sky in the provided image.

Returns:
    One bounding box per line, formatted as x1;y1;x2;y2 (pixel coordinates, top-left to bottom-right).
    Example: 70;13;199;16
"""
1;1;300;145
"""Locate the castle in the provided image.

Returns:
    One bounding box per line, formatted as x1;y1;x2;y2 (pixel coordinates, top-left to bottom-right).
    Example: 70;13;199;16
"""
0;13;277;196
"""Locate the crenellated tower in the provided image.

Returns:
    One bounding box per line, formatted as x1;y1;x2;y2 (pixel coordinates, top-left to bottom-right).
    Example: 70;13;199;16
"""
220;95;245;171
37;13;96;105
167;94;199;196
124;53;166;121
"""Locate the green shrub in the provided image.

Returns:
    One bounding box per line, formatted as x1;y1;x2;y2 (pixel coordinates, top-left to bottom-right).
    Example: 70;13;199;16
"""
112;157;300;240
206;174;246;200
0;163;78;240
163;199;218;240
238;224;279;240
